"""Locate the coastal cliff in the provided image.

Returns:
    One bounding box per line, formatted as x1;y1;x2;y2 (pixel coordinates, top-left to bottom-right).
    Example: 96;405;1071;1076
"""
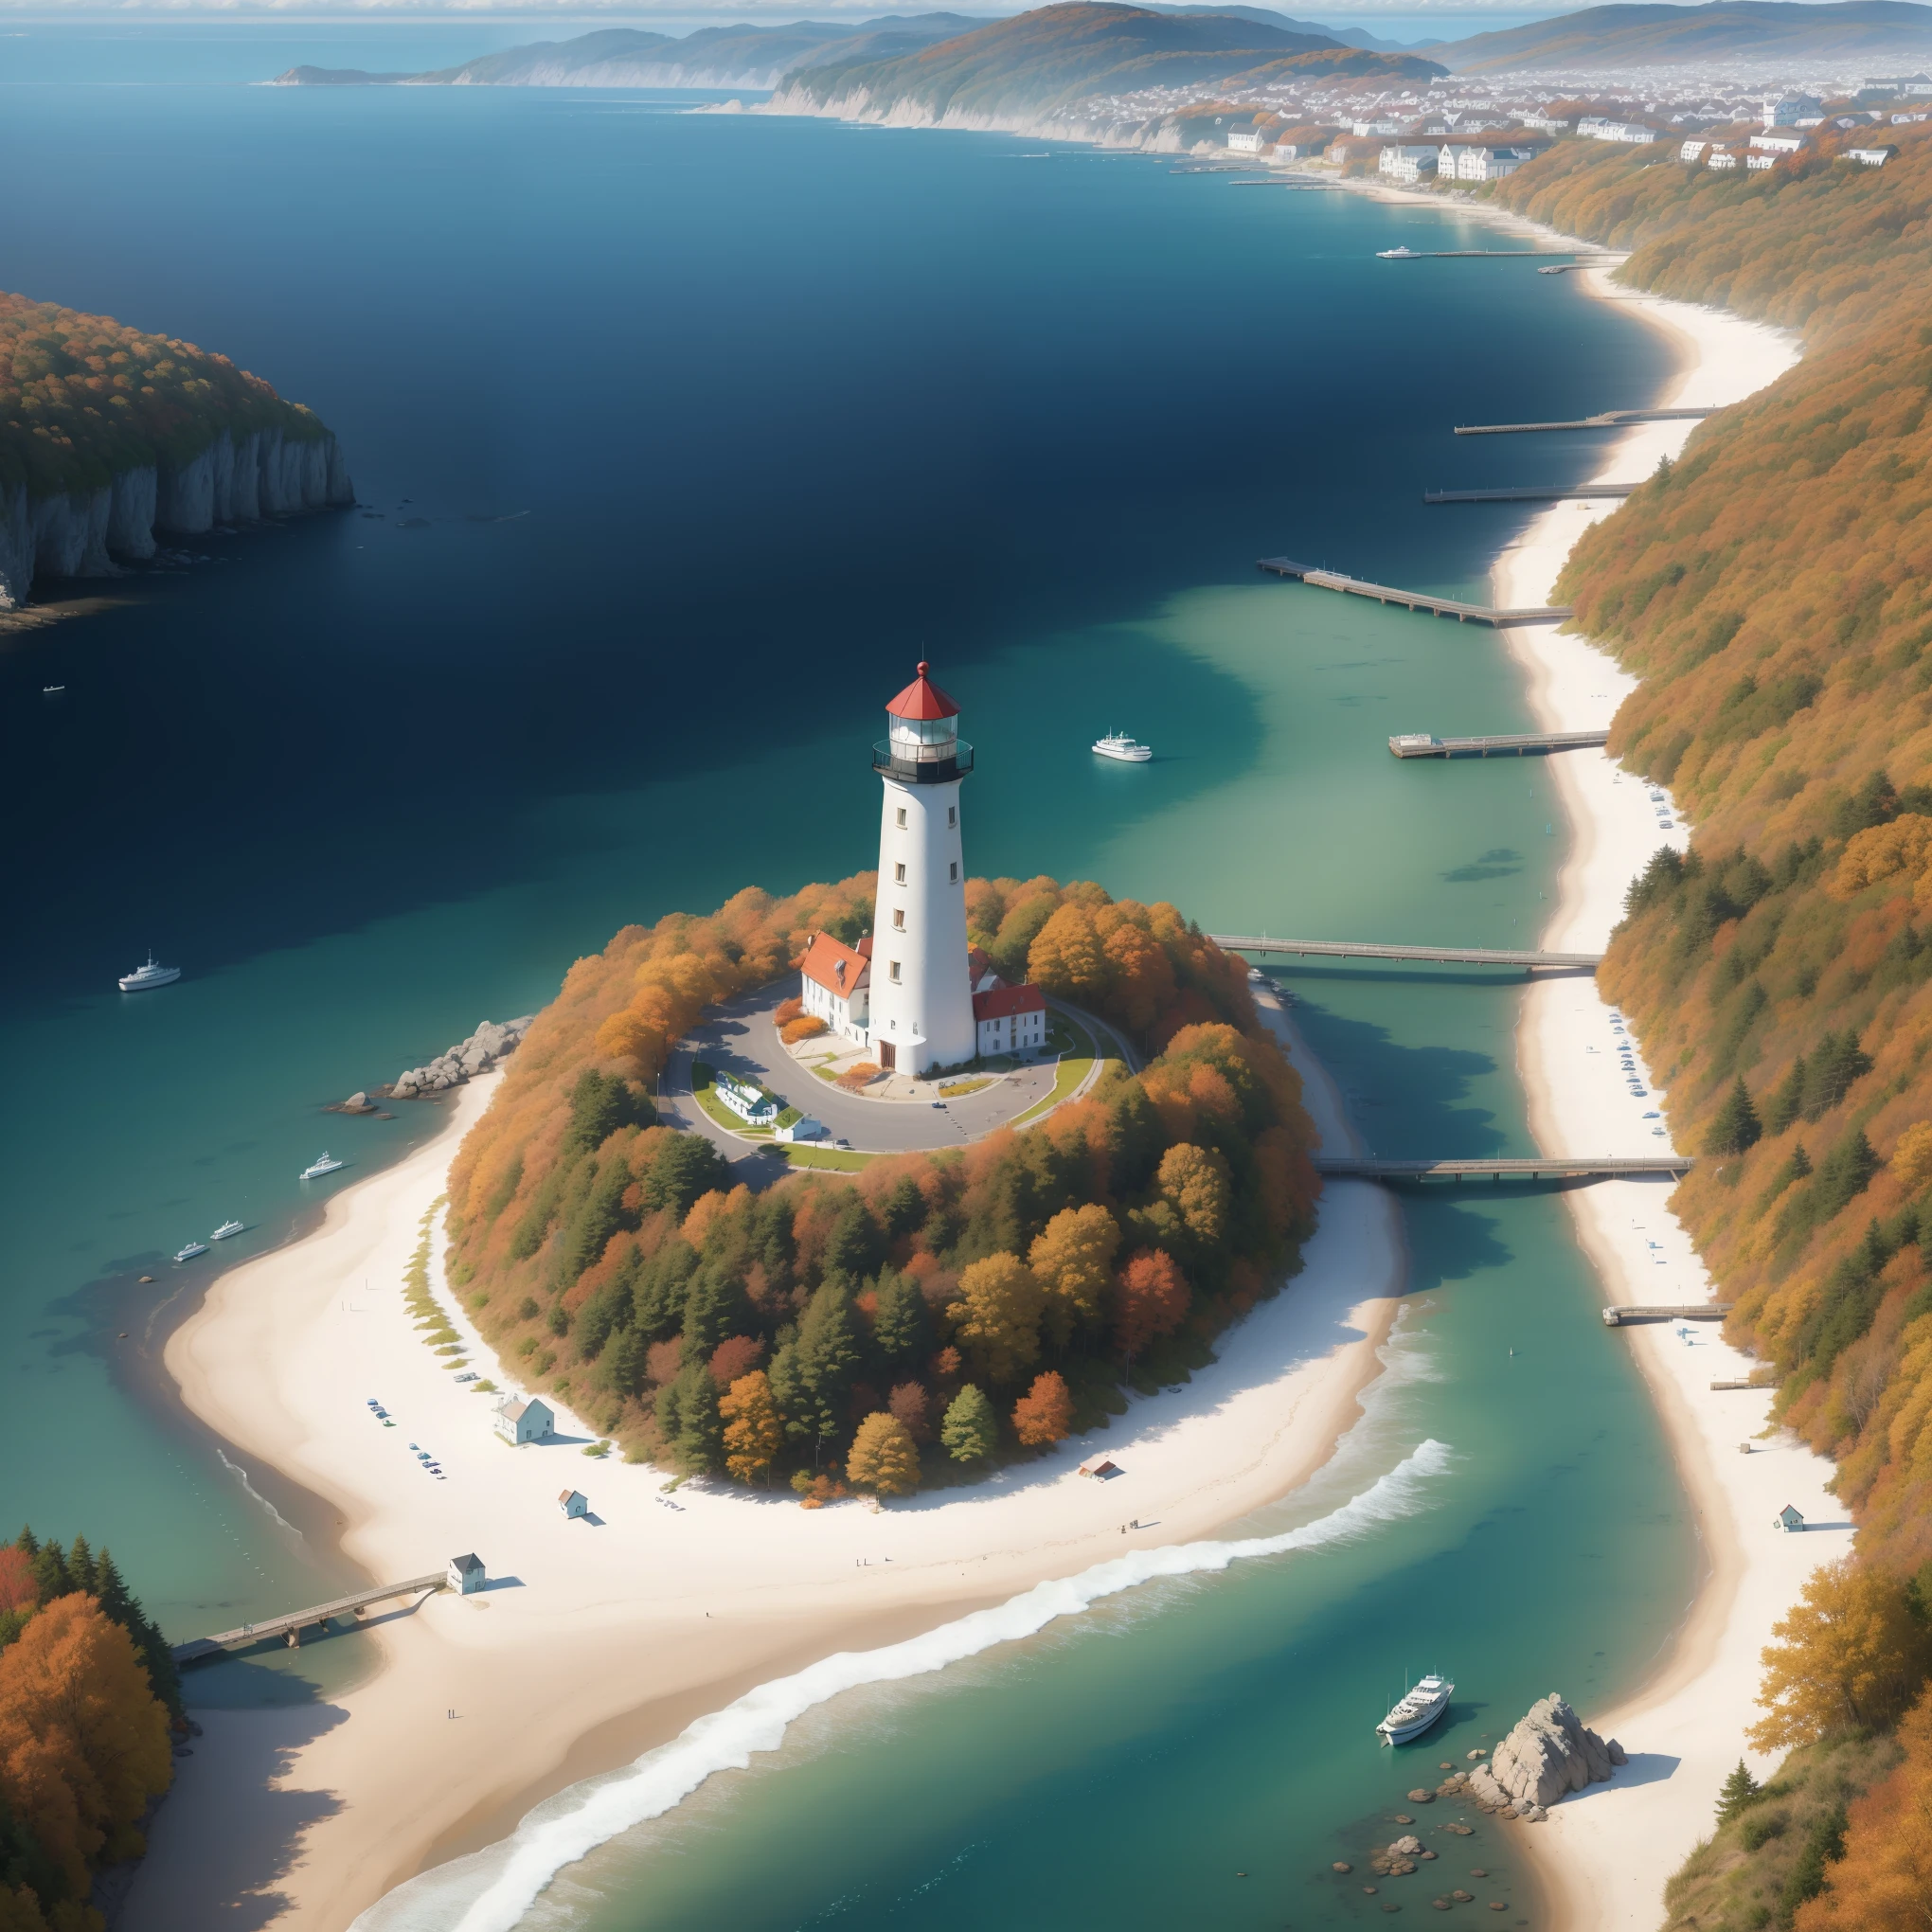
0;292;353;608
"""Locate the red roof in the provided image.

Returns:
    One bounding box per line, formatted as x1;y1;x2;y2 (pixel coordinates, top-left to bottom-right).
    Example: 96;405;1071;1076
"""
886;661;960;722
800;931;870;1001
974;984;1046;1022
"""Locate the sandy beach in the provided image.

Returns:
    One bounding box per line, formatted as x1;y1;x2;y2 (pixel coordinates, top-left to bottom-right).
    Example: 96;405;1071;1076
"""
133;984;1404;1929
1490;281;1852;1927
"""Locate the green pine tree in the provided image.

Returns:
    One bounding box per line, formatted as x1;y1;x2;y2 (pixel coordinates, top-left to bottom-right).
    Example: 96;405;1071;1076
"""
1714;1759;1761;1825
653;1364;723;1476
1706;1078;1762;1156
1766;1056;1807;1136
940;1385;998;1465
871;1268;931;1374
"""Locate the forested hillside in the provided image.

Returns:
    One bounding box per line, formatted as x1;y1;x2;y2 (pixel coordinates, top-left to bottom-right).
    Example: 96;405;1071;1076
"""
1483;125;1932;1917
0;293;332;501
444;874;1318;1494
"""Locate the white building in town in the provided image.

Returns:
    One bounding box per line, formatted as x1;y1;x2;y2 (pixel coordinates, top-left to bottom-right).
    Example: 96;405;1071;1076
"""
798;931;871;1045
974;983;1047;1058
1379;145;1438;183
1847;145;1897;166
1226;127;1266;153
1751;130;1805;153
714;1074;778;1125
494;1395;553;1446
1454;145;1535;180
867;663;976;1077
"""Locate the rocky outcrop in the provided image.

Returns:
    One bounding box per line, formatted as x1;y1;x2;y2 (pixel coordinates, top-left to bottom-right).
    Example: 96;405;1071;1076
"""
1463;1694;1625;1821
388;1017;534;1099
0;429;353;609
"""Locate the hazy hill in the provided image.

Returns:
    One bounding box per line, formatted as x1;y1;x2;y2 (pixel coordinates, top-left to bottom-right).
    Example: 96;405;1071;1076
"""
1134;3;1438;50
1435;0;1932;72
271;16;985;91
775;4;1439;122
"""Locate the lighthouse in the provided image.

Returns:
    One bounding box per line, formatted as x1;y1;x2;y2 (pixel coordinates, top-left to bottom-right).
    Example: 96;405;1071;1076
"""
868;662;975;1076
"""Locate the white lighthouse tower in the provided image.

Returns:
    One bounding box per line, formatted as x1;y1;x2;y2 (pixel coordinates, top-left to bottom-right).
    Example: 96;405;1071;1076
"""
868;662;975;1077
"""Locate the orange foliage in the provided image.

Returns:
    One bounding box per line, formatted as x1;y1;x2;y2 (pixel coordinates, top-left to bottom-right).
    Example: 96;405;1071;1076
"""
1795;1687;1932;1927
0;1550;34;1618
780;1014;827;1044
1012;1370;1074;1448
1115;1248;1190;1360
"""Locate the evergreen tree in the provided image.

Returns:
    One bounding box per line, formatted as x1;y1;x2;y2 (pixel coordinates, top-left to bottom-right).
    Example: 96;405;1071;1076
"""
823;1202;884;1283
870;1268;930;1375
1715;1759;1762;1825
1707;1078;1762;1156
881;1177;926;1240
789;1279;863;1453
681;1260;752;1361
641;1135;730;1221
563;1068;638;1161
1767;1056;1808;1136
940;1385;998;1465
653;1364;723;1476
558;1156;634;1288
602;1328;650;1400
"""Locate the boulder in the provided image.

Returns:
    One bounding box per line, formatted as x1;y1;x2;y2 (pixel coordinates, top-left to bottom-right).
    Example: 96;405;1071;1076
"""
346;1092;367;1110
1477;1694;1620;1814
1389;1836;1424;1857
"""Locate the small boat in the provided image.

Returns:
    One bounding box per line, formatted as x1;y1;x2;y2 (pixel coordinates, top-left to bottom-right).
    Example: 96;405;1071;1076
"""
42;685;65;694
299;1153;346;1180
1377;245;1419;259
1377;1673;1454;1744
174;1241;209;1262
210;1220;244;1241
1092;732;1153;763
118;955;181;993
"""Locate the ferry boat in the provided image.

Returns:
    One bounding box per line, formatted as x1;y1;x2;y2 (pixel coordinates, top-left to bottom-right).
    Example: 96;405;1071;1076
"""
299;1154;346;1180
1376;245;1420;259
210;1220;244;1241
1377;1673;1454;1744
174;1241;209;1262
118;955;181;993
1092;732;1153;763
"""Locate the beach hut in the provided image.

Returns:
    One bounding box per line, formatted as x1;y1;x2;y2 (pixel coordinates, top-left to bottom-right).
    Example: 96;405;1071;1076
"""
559;1489;589;1520
494;1395;554;1445
447;1553;487;1595
1777;1504;1806;1532
1078;1453;1120;1479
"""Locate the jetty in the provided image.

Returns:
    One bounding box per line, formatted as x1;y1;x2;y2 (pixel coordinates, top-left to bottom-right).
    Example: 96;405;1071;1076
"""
1317;1155;1692;1181
1424;484;1638;503
1710;1377;1763;1389
1390;729;1609;758
1455;408;1717;436
1257;559;1571;627
1213;935;1601;971
1601;1303;1731;1326
1383;250;1613;259
171;1571;445;1664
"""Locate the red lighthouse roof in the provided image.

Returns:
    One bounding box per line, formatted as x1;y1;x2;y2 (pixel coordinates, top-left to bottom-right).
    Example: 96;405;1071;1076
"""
886;661;960;722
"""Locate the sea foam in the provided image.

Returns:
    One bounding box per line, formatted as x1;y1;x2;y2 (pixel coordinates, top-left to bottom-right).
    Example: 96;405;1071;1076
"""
354;1437;1453;1932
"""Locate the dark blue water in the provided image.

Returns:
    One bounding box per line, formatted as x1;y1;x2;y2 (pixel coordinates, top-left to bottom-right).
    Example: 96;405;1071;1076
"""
0;42;1687;1926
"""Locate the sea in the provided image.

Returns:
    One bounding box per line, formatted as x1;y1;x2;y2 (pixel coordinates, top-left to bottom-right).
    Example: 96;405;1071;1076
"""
0;27;1690;1931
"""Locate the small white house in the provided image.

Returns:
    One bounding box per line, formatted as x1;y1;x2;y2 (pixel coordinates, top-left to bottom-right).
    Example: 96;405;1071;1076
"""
1777;1503;1806;1532
1379;145;1439;184
1847;145;1897;166
974;983;1048;1057
1762;93;1821;127
714;1073;779;1125
559;1489;589;1520
1708;147;1741;170
1458;145;1534;181
1750;131;1805;153
1226;127;1266;154
1679;138;1710;163
798;931;871;1047
495;1395;554;1446
447;1552;486;1594
1746;152;1779;171
775;1115;826;1143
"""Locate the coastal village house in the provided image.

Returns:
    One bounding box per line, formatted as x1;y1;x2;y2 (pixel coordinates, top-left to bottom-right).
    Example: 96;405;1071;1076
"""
1451;145;1535;181
1750;131;1806;154
1379;145;1438;183
714;1073;779;1125
974;983;1047;1057
559;1489;589;1519
1225;127;1266;154
1708;147;1741;170
798;931;871;1045
1847;145;1897;165
447;1552;486;1594
1777;1504;1807;1532
494;1394;554;1445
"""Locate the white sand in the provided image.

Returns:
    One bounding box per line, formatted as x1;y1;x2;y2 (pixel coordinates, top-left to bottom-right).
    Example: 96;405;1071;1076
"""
134;1004;1403;1930
1491;284;1852;1928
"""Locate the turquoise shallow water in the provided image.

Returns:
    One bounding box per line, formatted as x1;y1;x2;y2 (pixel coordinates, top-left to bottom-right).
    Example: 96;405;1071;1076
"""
0;38;1689;1924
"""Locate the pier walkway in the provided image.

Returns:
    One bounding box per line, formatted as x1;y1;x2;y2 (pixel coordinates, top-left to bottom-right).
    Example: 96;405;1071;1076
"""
1385;250;1613;259
1601;1303;1731;1325
1389;729;1609;758
1425;483;1637;503
1214;935;1601;971
171;1571;446;1665
1317;1155;1692;1181
1257;558;1571;626
1456;408;1717;436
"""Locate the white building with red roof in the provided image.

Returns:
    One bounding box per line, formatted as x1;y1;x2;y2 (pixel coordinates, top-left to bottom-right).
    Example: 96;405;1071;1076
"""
973;981;1046;1058
798;931;872;1046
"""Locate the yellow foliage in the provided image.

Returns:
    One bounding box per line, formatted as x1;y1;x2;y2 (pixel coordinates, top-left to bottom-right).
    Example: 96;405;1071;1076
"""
1830;816;1932;899
719;1370;781;1484
948;1252;1046;1386
1028;1204;1121;1347
1892;1122;1932;1195
1157;1142;1232;1252
846;1412;921;1495
1794;1686;1932;1928
780;1014;827;1044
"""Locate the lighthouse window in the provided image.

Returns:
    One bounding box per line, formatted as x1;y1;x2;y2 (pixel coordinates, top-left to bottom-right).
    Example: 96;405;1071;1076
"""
894;863;906;884
950;862;958;883
889;960;902;983
892;909;904;930
896;807;906;829
948;806;957;828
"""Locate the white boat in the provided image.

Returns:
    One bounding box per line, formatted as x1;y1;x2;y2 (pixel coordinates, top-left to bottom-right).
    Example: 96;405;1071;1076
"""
1377;1673;1454;1744
174;1241;209;1262
1092;732;1153;763
118;955;181;993
299;1154;346;1180
210;1220;244;1241
1377;245;1419;259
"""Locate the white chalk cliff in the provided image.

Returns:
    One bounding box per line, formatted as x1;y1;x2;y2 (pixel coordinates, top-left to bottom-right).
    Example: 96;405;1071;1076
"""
0;426;353;609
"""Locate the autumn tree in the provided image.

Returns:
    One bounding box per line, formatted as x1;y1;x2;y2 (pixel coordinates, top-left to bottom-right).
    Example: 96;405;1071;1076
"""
1794;1686;1932;1928
1892;1121;1932;1194
1114;1248;1190;1364
1011;1371;1074;1450
1749;1560;1932;1749
887;1381;933;1441
1028;1205;1119;1348
948;1253;1045;1386
847;1413;921;1496
940;1385;998;1464
720;1370;782;1484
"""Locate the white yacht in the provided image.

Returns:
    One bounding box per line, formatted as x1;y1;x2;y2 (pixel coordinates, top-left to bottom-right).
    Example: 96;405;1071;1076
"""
118;955;181;993
1377;245;1419;259
174;1241;209;1262
299;1154;346;1180
211;1220;244;1241
1092;732;1153;763
1377;1673;1454;1744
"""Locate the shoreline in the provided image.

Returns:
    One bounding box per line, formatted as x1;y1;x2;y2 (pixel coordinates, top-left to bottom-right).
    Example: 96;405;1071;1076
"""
1487;269;1852;1927
134;993;1405;1929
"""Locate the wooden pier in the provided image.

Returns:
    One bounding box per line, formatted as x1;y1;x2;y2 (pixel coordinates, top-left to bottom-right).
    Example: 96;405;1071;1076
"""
1390;729;1609;758
1425;484;1638;503
1214;935;1601;971
171;1571;446;1665
1383;250;1614;259
1710;1378;1763;1390
1601;1303;1731;1326
1317;1155;1692;1181
1257;558;1572;627
1455;408;1717;436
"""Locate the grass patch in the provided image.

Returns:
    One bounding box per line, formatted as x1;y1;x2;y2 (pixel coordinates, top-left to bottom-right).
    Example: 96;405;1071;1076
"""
782;1145;875;1172
938;1077;995;1098
1010;1015;1110;1127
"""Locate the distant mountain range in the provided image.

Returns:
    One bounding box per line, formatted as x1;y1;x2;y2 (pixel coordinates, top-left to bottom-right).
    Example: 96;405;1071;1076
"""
1433;0;1932;71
